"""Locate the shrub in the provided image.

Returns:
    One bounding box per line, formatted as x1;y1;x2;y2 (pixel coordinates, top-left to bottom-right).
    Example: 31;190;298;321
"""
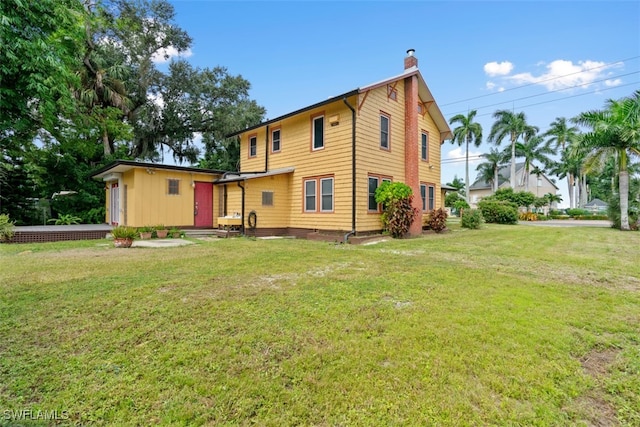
0;214;15;241
478;200;518;224
518;212;538;221
461;209;484;229
111;226;138;240
426;208;448;233
47;214;82;225
566;208;590;218
375;182;419;238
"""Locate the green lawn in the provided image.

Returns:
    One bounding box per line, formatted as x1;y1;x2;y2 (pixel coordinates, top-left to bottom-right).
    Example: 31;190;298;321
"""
1;224;639;426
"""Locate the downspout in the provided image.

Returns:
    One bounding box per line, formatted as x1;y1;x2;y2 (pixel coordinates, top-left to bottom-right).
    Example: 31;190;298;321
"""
237;180;245;235
343;96;357;243
265;125;269;172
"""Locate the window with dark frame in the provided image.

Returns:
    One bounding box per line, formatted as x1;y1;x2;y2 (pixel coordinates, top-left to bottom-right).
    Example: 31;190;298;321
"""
421;131;428;161
168;179;180;195
272;129;281;152
262;191;274;206
249;135;257;157
420;184;427;211
368;176;391;212
312;116;324;150
380;114;390;149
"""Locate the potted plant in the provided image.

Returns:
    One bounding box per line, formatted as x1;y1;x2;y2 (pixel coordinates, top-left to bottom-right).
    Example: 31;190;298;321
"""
138;226;153;239
169;227;182;238
154;224;168;238
111;226;137;248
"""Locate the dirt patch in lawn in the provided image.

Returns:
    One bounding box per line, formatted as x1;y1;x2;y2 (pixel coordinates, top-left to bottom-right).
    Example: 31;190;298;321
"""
569;348;622;426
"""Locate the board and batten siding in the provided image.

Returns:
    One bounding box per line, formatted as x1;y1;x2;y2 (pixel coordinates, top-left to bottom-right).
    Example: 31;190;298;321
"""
238;97;356;232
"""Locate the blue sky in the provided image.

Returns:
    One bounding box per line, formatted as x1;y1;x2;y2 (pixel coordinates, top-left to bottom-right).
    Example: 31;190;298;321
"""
163;0;640;206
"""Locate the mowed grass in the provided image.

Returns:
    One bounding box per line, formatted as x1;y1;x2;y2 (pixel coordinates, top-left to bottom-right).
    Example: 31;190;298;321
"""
0;224;639;426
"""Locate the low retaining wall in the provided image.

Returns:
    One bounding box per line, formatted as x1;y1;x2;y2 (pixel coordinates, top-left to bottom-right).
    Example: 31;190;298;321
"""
5;225;113;244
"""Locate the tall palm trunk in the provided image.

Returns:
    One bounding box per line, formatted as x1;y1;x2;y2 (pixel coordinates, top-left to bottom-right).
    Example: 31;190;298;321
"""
510;132;517;188
465;136;470;203
102;127;112;157
567;174;575;209
493;167;499;192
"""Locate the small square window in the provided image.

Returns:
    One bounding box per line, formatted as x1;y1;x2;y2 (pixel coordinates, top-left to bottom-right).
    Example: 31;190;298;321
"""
262;191;274;206
168;179;180;195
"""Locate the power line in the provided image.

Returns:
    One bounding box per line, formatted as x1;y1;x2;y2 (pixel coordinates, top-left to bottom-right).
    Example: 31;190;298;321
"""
444;71;640;118
441;55;640;107
473;81;640;119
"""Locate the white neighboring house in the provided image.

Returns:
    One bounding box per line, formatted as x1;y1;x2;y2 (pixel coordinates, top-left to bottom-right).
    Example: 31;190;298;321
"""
468;162;560;212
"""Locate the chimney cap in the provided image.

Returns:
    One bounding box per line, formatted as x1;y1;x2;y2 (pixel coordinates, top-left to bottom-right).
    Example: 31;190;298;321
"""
406;49;415;57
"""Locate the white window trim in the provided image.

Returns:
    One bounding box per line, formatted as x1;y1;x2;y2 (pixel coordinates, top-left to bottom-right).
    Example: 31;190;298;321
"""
312;116;324;151
320;177;334;212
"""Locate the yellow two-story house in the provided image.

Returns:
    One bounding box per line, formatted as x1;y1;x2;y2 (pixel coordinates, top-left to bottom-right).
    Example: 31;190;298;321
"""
219;50;452;240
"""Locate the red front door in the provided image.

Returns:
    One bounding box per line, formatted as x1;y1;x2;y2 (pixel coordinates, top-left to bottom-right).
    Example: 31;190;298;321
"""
194;182;213;228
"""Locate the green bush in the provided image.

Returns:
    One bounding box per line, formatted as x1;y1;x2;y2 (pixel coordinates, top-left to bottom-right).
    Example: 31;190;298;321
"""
566;208;590;217
477;200;518;224
426;208;448;233
375;182;419;238
461;209;484;229
0;214;15;241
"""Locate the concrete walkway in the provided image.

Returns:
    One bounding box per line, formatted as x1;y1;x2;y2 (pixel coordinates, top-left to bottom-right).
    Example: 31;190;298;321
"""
519;219;612;228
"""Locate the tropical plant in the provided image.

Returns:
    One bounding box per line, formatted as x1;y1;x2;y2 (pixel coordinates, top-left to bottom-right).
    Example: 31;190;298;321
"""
449;110;483;202
425;208;448;233
111;225;138;242
515;134;554;192
488;110;538;189
574;90;640;230
445;175;466;196
544;117;580;207
0;214;15;241
374;182;419;238
476;148;508;193
47;214;82;225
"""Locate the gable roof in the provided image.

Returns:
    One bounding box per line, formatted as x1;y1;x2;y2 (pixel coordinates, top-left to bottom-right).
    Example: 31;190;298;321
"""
227;67;452;141
584;198;608;208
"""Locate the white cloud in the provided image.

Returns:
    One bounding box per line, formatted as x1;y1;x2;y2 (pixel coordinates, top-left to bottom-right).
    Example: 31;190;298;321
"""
507;59;621;91
486;81;496;90
152;46;193;64
605;78;622;87
484;61;514;77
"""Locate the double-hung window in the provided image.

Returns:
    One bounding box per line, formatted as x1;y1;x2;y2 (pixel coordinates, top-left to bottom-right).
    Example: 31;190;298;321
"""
421;131;429;161
380;114;390;150
304;176;334;212
249;135;257;157
420;183;435;211
312;116;324;150
272;128;281;153
368;175;391;212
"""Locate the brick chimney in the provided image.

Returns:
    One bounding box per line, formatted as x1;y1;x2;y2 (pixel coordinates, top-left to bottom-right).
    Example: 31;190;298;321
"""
404;49;418;69
404;49;422;236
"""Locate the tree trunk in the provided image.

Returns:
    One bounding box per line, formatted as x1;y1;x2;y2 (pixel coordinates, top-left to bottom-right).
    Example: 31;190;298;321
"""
510;136;516;188
567;174;575;209
493;167;499;193
102;127;112;157
580;173;588;208
465;137;470;203
619;170;630;231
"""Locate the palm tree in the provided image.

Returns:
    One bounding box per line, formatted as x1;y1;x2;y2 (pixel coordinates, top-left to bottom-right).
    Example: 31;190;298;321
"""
477;148;507;192
449;110;483;203
574;90;640;230
488;110;538;189
544;192;563;213
544;117;580;208
515;134;554;191
445;175;466;197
